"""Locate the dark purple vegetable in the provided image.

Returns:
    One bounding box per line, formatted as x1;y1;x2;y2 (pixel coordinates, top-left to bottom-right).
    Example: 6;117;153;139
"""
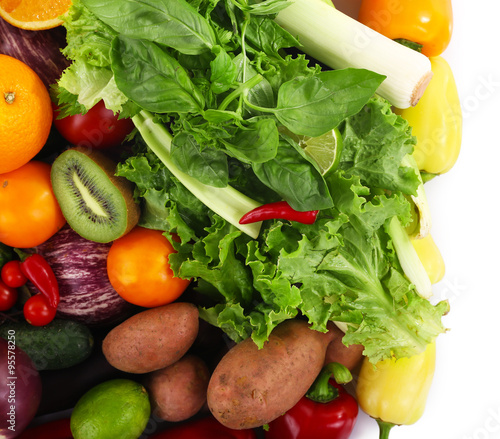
0;338;42;437
0;20;69;87
31;225;133;327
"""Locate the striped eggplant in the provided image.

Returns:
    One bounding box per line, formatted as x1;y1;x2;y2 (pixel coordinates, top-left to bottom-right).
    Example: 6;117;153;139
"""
0;19;69;87
31;225;134;326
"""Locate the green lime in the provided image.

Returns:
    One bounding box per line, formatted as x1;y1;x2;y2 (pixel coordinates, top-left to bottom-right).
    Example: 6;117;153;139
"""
70;379;151;439
279;127;343;175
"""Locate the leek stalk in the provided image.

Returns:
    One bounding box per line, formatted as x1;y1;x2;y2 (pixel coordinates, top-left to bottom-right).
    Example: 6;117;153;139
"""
275;0;433;109
387;216;433;299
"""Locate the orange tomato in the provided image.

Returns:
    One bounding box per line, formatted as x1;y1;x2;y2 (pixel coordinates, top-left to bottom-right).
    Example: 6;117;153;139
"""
358;0;453;57
107;226;190;308
0;161;66;248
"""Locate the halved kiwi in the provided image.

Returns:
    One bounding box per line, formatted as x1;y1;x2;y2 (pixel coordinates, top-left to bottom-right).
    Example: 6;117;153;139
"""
51;147;140;243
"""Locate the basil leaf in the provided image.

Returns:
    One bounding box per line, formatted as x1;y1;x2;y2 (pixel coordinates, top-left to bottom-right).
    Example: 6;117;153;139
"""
252;138;333;211
244;0;291;16
171;132;229;188
111;36;204;114
81;0;217;55
222;119;279;164
203;110;240;123
274;68;385;137
210;47;238;94
233;54;275;113
244;16;299;57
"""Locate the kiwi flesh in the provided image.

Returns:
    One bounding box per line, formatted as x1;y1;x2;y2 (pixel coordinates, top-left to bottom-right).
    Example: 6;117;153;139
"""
51;147;140;243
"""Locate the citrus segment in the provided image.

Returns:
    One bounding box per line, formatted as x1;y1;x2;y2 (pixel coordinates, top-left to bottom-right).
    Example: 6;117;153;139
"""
280;126;343;175
0;0;72;30
0;54;52;174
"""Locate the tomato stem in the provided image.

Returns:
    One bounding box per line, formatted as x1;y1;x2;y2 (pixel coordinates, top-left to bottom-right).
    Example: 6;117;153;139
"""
4;92;15;104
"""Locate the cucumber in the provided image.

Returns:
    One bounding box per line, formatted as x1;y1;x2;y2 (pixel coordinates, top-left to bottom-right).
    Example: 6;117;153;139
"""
0;319;94;370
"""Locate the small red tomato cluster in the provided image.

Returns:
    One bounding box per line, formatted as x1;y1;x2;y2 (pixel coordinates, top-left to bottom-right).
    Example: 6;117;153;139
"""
1;253;59;326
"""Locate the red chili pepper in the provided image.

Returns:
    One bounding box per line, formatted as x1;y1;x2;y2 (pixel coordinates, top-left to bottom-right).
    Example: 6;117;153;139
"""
239;201;319;225
149;415;257;439
19;253;59;309
17;418;73;439
265;363;358;439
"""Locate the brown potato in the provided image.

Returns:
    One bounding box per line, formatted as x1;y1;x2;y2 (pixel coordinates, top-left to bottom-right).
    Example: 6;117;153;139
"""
207;319;334;429
324;322;364;371
145;354;210;422
102;302;199;374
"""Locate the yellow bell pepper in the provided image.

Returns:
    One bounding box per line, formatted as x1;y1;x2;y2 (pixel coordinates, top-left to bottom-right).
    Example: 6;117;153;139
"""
412;234;445;284
358;0;453;57
395;56;462;175
356;342;436;439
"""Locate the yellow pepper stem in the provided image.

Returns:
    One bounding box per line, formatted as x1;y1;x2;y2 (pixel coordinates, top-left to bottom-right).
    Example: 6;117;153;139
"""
377;420;395;439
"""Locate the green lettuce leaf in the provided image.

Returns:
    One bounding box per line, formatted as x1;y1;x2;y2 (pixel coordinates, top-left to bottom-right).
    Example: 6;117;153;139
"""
339;95;420;196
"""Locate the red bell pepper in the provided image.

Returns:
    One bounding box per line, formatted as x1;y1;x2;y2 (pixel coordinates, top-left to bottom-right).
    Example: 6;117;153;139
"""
17;418;73;439
149;415;257;439
265;363;358;439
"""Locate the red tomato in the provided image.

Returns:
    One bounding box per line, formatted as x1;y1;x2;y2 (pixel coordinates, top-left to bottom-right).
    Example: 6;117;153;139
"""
53;100;134;150
24;294;57;326
1;260;27;288
107;226;191;308
0;161;66;248
0;280;17;311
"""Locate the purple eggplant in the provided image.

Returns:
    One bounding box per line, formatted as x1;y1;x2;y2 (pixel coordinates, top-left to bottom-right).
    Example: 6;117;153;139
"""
0;19;69;87
0;339;42;437
31;225;134;327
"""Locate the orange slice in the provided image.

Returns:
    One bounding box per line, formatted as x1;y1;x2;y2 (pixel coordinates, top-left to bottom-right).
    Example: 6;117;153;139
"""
0;0;72;30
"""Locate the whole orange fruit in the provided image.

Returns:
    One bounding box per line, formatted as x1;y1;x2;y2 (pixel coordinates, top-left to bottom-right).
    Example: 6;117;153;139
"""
0;161;66;248
0;54;53;174
107;227;191;308
0;0;72;30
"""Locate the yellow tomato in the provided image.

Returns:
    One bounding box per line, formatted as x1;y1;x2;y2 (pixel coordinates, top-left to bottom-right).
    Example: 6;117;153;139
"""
107;226;190;307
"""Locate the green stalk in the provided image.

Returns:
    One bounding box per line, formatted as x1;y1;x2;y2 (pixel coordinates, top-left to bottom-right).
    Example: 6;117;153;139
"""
402;154;431;239
377;420;395;439
387;216;432;299
306;362;352;403
132;110;263;239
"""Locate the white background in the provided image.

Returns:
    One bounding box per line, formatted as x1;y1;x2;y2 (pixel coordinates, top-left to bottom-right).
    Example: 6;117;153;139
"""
335;1;500;438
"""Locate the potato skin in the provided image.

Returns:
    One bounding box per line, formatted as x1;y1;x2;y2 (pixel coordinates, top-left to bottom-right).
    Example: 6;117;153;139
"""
145;354;210;422
324;322;364;371
207;319;334;429
102;302;199;374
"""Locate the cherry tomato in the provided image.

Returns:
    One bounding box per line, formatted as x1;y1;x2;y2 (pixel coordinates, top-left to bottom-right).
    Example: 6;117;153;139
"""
23;294;57;326
0;161;66;248
1;260;27;288
0;280;18;311
107;226;191;308
53;101;134;150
